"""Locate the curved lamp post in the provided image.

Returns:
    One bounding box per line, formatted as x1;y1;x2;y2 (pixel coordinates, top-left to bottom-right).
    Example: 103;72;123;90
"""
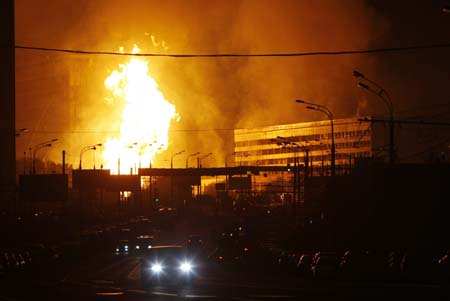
79;143;102;170
186;152;200;168
296;100;335;177
353;70;395;164
169;149;185;203
171;150;185;168
32;138;58;175
198;152;212;168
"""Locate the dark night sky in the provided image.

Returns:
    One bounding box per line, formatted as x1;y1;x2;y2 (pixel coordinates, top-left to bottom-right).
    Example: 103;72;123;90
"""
14;0;450;167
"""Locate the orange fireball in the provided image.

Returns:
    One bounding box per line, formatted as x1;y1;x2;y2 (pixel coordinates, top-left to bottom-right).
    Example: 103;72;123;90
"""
102;45;178;174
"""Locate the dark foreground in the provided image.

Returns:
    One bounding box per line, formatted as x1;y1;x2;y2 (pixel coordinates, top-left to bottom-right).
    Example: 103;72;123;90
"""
0;209;449;300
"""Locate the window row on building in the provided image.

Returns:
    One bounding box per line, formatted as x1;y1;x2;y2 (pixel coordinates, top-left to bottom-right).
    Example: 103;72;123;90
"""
237;151;372;166
235;129;371;148
235;140;371;158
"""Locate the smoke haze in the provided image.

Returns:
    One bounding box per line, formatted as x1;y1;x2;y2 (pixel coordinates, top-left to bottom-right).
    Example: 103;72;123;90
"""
15;0;450;168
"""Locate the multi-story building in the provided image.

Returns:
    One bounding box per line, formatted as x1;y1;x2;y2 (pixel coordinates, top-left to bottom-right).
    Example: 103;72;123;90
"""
234;116;384;175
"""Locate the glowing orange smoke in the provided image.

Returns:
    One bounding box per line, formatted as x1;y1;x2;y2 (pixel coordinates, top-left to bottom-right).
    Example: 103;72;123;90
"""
102;45;178;174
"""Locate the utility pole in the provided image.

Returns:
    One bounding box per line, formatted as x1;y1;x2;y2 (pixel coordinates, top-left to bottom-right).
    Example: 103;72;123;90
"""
0;0;16;207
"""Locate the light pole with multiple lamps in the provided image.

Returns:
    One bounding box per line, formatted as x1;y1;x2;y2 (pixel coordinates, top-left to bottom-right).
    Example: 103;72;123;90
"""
32;138;58;175
79;143;102;170
296;99;336;177
353;70;395;164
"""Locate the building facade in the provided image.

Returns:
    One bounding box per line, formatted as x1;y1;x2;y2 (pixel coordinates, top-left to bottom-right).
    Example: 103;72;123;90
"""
234;117;381;175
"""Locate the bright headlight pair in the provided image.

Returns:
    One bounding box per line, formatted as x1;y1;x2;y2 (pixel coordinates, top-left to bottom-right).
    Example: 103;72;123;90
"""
150;262;193;274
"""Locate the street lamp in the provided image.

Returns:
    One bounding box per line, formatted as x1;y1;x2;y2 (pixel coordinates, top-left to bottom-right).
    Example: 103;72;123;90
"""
296;99;336;177
15;128;28;137
79;143;102;170
32;138;58;175
138;142;156;169
225;152;236;167
353;70;395;164
198;152;212;168
186;151;200;168
171;150;185;168
117;142;138;175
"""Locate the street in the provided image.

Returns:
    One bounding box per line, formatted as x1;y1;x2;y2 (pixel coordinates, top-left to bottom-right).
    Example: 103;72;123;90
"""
0;212;447;301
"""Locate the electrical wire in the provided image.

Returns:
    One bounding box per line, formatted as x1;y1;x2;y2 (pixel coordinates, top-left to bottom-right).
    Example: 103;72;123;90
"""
17;120;370;135
15;42;450;58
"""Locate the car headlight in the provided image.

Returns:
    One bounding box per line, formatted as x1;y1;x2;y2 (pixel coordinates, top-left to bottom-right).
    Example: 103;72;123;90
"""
151;263;163;273
180;262;192;273
115;248;119;252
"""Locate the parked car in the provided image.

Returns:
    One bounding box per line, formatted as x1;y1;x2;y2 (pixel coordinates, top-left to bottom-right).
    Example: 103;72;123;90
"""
311;252;339;279
340;250;369;280
186;234;205;256
277;250;301;274
400;250;437;281
437;249;450;284
114;239;131;255
296;254;313;278
134;235;155;254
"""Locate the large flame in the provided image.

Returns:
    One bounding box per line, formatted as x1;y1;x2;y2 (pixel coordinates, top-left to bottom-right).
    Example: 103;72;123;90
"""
102;45;178;174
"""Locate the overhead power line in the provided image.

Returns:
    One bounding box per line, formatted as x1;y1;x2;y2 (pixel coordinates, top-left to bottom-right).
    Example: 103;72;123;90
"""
11;120;367;135
359;117;450;126
15;42;450;58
